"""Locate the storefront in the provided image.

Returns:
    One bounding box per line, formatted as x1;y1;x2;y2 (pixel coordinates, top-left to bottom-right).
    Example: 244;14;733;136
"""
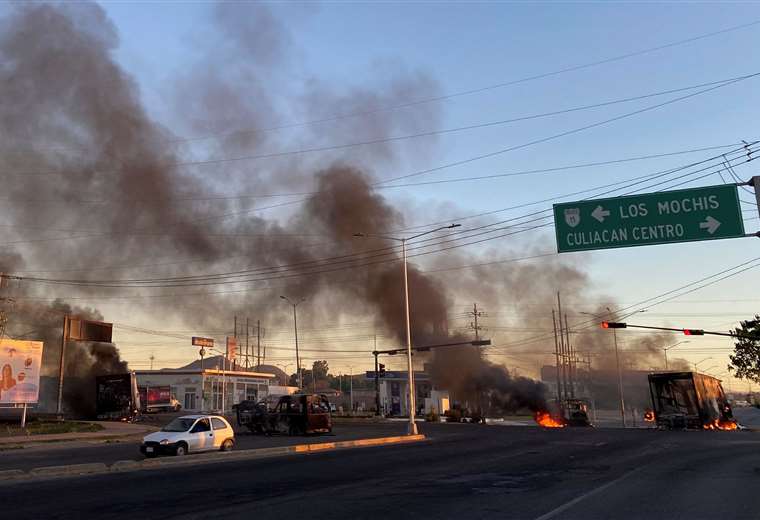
134;368;276;413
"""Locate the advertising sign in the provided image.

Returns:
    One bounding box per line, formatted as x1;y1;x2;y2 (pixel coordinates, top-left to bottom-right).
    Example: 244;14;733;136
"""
67;318;113;343
192;337;214;348
138;386;171;409
0;339;44;404
553;184;745;253
226;336;237;361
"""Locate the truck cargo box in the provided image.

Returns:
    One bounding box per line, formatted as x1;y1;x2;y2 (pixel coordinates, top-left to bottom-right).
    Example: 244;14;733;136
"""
648;371;736;430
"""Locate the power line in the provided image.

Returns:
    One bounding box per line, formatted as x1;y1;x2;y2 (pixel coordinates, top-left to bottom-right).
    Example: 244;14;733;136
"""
6;72;752;247
159;19;760;145
8;75;751;181
10;145;756;290
376;73;759;186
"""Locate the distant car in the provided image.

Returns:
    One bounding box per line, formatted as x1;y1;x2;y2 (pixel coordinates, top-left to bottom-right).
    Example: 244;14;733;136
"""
140;415;235;457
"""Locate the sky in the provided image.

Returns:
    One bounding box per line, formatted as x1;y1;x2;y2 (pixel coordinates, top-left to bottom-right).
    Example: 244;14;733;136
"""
5;1;760;387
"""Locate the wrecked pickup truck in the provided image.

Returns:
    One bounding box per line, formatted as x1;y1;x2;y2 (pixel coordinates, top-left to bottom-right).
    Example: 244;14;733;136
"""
234;394;333;435
648;371;737;430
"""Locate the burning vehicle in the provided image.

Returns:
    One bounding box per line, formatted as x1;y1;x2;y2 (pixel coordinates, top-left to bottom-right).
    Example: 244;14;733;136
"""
562;399;593;427
534;399;592;428
648;371;737;430
234;394;333;435
95;373;141;421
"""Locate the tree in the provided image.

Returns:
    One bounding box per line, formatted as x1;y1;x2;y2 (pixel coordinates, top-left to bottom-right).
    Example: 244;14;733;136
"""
312;360;329;381
728;315;760;383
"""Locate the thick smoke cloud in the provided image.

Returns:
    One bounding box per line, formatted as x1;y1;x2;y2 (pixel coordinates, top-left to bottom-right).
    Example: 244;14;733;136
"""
0;3;679;417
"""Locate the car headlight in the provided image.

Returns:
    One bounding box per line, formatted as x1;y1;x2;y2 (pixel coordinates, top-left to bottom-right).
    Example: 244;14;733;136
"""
159;439;170;445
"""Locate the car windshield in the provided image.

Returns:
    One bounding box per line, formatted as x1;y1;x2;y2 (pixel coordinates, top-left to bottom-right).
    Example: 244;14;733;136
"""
161;418;197;432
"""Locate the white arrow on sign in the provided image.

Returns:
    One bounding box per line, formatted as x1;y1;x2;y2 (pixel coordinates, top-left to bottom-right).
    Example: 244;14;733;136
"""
591;205;611;223
699;216;721;234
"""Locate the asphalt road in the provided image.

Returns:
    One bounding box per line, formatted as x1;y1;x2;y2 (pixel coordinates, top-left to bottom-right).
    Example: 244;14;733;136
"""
1;422;758;520
0;420;411;471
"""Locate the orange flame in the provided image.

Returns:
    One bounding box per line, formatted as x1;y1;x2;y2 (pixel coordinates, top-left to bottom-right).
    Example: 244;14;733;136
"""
643;410;655;422
534;411;566;428
703;419;738;431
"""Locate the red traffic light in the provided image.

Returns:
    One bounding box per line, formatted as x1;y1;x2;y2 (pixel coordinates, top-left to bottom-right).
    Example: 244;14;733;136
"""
683;329;705;336
601;321;627;329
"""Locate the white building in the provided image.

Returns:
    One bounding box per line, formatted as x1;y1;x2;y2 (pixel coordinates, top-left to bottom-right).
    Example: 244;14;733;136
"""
134;368;276;413
364;370;449;416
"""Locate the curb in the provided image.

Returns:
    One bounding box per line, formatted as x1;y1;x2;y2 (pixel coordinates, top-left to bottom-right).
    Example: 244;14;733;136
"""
30;463;109;477
0;434;427;484
0;430;158;449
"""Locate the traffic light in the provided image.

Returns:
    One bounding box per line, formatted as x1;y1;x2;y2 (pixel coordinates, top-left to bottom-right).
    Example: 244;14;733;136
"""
378;363;386;377
683;329;705;336
601;321;627;329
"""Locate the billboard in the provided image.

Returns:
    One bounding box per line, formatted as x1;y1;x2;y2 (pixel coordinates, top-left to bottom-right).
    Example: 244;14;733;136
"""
0;339;44;404
192;337;214;348
68;318;113;343
138;385;171;409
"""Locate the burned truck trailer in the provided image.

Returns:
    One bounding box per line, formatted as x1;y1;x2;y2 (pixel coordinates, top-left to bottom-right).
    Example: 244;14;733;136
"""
95;373;141;421
648;371;736;430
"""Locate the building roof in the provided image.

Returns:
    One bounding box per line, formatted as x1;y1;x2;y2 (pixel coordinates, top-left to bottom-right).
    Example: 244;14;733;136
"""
139;355;278;379
134;369;276;379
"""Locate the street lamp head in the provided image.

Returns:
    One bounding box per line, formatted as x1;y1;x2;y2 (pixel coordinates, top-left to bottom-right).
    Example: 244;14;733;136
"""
352;233;365;237
447;224;461;229
279;295;287;300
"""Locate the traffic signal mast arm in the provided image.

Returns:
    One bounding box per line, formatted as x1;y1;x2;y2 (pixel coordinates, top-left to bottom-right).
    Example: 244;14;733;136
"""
372;339;491;356
601;321;755;339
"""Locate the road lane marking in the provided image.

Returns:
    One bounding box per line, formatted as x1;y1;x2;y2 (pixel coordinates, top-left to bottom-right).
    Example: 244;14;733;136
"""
533;465;646;520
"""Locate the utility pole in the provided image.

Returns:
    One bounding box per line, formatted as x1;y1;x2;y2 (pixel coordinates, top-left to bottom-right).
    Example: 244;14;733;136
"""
280;296;304;390
468;303;485;341
257;320;261;369
557;293;568;400
149;354;155;370
245;317;249;370
56;315;70;416
552;311;562;403
374;336;381;416
564;313;575;398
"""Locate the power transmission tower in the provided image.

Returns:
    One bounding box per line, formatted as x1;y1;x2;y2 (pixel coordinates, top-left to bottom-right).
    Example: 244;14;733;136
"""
467;303;487;341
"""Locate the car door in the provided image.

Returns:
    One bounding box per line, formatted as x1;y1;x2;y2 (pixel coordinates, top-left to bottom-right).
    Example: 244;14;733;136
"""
210;417;230;449
189;418;213;451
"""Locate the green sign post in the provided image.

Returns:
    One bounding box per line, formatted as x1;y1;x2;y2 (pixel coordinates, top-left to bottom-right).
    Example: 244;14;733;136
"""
553;184;745;253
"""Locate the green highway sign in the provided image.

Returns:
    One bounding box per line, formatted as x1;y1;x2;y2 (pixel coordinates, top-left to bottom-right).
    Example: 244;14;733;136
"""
553;184;745;253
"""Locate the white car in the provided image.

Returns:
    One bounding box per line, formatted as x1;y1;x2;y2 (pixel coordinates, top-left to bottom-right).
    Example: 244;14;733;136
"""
140;415;235;457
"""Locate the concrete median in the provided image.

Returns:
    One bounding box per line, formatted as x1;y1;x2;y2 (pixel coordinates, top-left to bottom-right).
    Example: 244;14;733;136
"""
30;463;108;477
0;434;427;484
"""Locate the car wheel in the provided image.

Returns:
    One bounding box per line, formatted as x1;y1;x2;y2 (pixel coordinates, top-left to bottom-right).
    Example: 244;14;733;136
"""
220;439;234;452
175;443;188;456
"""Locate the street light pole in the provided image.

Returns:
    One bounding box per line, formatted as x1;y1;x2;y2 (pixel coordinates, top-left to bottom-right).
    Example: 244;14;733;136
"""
611;322;626;428
280;296;305;390
662;340;689;370
354;223;460;436
401;237;418;432
583;308;631;428
348;365;354;414
694;357;712;372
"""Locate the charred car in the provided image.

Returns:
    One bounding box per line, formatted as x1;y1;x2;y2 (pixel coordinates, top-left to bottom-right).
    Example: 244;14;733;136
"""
561;399;593;427
234;394;333;435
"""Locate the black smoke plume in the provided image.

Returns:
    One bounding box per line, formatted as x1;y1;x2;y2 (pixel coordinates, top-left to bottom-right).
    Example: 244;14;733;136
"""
0;3;680;418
